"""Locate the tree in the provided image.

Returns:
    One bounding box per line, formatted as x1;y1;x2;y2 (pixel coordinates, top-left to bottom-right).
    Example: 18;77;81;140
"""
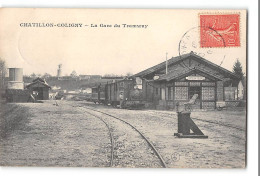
70;70;78;78
232;59;244;80
126;72;133;77
0;58;7;89
42;73;52;79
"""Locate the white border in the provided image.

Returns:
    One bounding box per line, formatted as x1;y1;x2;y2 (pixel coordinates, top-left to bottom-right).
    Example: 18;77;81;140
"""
0;0;258;176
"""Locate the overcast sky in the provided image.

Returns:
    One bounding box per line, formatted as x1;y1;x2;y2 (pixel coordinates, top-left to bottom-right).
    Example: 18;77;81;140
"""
0;9;246;76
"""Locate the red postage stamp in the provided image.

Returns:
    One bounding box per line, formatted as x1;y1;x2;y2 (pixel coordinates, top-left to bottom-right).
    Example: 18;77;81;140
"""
200;14;240;48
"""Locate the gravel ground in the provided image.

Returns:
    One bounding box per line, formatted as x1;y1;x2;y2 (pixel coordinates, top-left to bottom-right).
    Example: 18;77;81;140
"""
0;101;111;167
0;100;246;168
78;101;246;168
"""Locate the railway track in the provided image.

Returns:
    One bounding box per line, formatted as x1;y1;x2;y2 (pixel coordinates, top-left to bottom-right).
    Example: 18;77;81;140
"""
79;108;115;167
73;104;167;168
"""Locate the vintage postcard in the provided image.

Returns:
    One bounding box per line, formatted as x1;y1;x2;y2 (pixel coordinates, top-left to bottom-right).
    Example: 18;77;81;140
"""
0;8;247;168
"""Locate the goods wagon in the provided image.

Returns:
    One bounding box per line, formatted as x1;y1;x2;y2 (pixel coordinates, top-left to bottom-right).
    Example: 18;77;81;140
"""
105;79;145;109
91;85;106;104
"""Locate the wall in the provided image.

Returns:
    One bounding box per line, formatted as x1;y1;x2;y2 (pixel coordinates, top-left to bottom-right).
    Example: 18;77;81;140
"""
42;88;49;100
216;81;224;101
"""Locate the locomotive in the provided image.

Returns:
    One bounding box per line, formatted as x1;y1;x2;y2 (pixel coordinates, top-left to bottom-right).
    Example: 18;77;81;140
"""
90;78;145;109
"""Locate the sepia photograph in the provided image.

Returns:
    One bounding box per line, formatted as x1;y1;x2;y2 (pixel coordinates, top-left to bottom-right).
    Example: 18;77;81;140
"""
0;8;248;169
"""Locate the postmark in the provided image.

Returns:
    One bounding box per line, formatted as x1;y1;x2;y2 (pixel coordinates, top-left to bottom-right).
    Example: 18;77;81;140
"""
178;26;228;69
200;14;240;48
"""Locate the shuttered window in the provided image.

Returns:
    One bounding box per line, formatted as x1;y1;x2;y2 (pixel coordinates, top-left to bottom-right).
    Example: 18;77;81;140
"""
202;87;215;100
175;87;188;100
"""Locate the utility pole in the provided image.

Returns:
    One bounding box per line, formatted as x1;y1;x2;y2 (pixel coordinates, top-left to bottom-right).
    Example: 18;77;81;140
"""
166;52;168;74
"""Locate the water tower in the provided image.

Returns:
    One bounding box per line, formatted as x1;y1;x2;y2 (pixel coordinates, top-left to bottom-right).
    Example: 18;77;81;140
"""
7;68;24;89
57;64;62;77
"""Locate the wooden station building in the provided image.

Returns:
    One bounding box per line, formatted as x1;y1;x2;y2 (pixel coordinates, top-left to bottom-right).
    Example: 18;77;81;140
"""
133;52;240;110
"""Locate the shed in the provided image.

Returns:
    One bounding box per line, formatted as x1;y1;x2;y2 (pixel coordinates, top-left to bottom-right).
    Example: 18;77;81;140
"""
26;77;51;100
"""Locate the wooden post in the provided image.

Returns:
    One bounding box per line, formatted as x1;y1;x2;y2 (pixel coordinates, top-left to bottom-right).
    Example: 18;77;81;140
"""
174;111;208;138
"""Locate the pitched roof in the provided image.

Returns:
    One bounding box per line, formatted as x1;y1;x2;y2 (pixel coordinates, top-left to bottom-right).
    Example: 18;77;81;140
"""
133;52;239;79
26;79;51;89
32;77;46;83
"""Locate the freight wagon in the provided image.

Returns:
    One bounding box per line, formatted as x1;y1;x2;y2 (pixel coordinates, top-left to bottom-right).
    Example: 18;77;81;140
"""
91;85;106;104
90;79;145;109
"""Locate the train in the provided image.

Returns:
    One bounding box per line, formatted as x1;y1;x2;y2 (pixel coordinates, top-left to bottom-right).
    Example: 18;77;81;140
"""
90;78;145;109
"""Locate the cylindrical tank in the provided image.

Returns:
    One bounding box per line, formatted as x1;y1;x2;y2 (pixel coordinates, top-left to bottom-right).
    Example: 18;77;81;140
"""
7;68;24;89
9;68;23;82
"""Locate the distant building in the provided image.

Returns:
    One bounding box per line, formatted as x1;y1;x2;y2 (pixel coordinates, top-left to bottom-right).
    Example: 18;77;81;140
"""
237;80;244;100
52;85;61;90
79;75;91;80
79;75;101;80
81;87;92;94
58;76;75;80
102;76;124;80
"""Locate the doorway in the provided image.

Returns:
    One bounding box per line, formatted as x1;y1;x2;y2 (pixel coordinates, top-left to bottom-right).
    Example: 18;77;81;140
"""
189;86;201;108
161;88;166;100
33;87;44;100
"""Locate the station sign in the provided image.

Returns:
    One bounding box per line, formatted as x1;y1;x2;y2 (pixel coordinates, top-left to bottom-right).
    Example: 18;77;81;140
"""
153;75;160;80
186;76;205;80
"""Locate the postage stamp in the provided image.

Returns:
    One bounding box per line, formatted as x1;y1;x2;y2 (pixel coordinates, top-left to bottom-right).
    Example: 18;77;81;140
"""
200;14;240;48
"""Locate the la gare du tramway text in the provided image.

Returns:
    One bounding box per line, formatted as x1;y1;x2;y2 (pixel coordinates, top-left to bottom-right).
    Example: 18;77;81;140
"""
19;23;149;28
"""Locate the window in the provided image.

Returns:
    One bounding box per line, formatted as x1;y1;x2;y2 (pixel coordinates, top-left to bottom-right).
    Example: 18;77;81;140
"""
168;87;172;100
202;82;215;86
202;87;215;100
175;87;188;100
224;87;237;100
175;82;188;86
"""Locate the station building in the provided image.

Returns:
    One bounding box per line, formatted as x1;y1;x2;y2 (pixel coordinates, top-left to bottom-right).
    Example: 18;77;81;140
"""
133;52;240;110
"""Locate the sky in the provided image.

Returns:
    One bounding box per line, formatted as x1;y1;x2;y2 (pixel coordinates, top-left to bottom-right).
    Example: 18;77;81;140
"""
0;8;246;76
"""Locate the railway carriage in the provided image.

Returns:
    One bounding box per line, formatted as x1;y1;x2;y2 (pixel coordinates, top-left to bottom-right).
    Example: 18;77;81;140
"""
105;79;136;107
91;85;105;104
90;79;145;109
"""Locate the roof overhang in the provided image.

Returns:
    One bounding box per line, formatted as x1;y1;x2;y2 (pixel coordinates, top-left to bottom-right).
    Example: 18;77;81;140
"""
157;67;224;82
133;52;239;80
26;80;51;89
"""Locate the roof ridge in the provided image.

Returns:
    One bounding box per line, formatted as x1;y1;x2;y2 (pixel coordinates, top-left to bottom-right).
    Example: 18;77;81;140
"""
134;52;239;79
134;53;191;77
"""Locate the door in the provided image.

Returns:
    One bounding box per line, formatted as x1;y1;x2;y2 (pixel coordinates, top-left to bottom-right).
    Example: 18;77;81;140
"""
33;87;43;100
189;86;201;109
161;88;166;100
